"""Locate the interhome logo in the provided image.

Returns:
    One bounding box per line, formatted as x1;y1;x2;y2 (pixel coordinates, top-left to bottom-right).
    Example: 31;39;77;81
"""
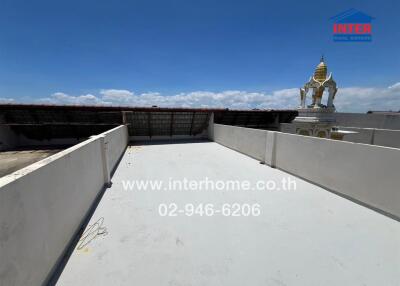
331;9;374;42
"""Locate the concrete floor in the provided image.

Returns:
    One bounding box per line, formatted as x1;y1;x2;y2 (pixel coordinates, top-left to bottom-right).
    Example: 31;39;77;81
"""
0;148;62;177
57;141;400;286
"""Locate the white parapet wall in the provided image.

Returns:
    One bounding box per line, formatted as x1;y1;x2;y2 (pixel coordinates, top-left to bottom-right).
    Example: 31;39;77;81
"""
273;132;400;219
213;124;267;161
334;112;400;130
0;125;128;286
212;123;400;219
374;128;400;148
338;126;400;149
103;125;129;173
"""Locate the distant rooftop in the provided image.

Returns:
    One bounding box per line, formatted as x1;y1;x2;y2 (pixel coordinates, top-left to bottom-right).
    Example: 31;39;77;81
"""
0;104;297;142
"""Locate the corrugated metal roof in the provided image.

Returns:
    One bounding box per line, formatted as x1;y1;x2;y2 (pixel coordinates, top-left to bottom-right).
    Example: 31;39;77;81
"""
0;104;297;140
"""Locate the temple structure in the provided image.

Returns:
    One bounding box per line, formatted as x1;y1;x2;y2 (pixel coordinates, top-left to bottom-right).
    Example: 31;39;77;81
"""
281;57;346;138
294;56;338;137
299;56;337;109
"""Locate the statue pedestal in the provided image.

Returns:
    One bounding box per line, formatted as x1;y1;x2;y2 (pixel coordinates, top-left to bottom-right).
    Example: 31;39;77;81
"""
292;107;336;138
294;107;336;123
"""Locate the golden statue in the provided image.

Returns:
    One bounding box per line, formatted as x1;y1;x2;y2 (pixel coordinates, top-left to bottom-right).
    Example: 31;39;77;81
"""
300;56;337;109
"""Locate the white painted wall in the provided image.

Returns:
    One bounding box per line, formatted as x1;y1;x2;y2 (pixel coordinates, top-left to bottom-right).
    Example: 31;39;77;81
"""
338;126;374;144
264;131;276;167
0;125;128;286
334;112;400;130
273;133;400;218
212;124;400;219
373;128;400;149
213;124;267;161
339;126;400;149
280;122;400;149
103;125;129;173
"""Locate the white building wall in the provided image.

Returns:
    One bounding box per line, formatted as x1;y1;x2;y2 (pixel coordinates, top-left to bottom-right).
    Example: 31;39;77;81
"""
338;127;375;144
212;124;400;220
334;112;400;130
274;133;400;219
103;125;129;173
213;124;267;161
339;126;400;149
372;128;400;148
0;125;128;286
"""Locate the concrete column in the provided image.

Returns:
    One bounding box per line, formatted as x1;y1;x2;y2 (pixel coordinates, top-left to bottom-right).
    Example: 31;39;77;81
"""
371;128;376;145
92;135;111;187
207;113;214;141
265;131;277;168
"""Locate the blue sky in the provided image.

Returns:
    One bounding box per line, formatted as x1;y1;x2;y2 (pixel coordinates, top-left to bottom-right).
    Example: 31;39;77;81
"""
0;0;399;112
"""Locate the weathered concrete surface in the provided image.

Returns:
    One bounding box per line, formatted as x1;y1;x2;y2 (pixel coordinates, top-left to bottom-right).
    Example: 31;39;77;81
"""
0;148;62;177
57;142;400;286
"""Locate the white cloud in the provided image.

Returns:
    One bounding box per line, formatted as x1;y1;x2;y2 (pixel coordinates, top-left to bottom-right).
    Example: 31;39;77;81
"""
100;89;134;102
25;82;400;113
335;84;400;112
38;92;111;105
388;82;400;90
94;89;299;110
0;97;14;103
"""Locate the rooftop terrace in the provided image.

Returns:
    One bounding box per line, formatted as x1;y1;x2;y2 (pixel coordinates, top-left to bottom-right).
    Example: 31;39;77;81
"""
55;141;400;285
1;118;399;286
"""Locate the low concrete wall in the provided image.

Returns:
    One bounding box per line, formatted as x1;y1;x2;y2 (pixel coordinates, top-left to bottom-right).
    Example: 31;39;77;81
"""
0;125;128;286
103;125;129;174
212;124;400;219
339;126;400;149
373;128;400;149
213;124;267;161
339;127;374;144
273;133;400;219
335;112;400;130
